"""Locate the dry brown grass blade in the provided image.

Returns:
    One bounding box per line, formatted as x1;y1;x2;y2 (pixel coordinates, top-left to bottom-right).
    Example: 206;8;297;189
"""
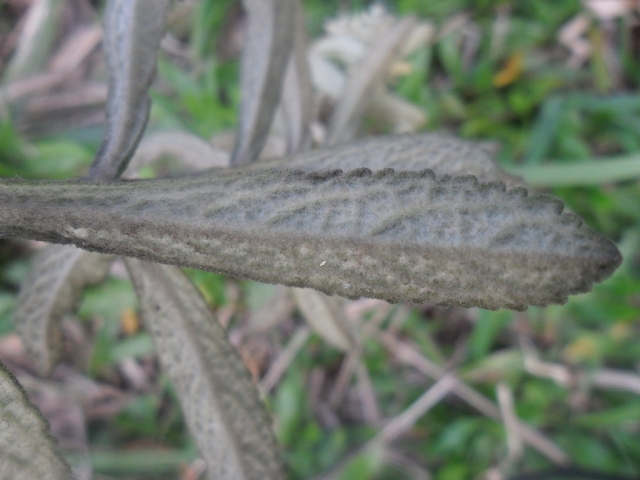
316;376;455;480
325;16;416;146
231;0;295;165
259;325;311;394
497;382;523;461
522;339;640;395
125;259;284;480
377;331;570;465
0;360;71;480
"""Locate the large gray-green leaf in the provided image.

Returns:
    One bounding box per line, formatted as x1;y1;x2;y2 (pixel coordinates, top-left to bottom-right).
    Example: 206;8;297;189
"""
14;245;114;375
281;0;314;155
87;0;170;180
0;361;70;480
326;17;416;146
243;133;523;188
231;0;295;165
0;168;620;310
124;259;283;480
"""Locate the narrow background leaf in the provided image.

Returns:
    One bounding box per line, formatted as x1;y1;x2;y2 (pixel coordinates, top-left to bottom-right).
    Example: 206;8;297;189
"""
281;0;314;155
231;0;295;165
125;259;284;480
326;17;416;146
0;360;70;480
14;245;114;375
2;0;65;83
87;0;171;180
292;288;354;350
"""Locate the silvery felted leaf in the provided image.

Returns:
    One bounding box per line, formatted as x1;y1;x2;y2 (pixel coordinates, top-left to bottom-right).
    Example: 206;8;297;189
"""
87;0;171;180
292;288;354;350
124;259;283;480
326;17;416;146
243;133;523;188
14;245;114;375
231;0;295;165
0;167;620;310
0;361;70;480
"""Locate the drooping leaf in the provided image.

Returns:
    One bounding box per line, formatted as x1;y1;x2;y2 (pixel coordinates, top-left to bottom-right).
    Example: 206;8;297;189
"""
231;0;295;165
326;17;416;146
292;288;354;350
14;245;114;375
244;133;524;187
87;0;171;180
0;361;70;480
124;259;283;480
280;0;314;155
0;167;620;310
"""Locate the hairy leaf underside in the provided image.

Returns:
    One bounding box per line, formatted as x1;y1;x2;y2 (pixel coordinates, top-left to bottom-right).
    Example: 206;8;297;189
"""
0;362;70;480
0;168;620;310
125;260;283;480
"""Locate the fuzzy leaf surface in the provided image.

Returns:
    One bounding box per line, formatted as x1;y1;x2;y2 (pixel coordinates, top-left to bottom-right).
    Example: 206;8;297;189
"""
0;167;620;310
0;361;70;480
247;133;523;187
124;259;283;480
231;0;295;165
14;245;114;375
87;0;170;180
